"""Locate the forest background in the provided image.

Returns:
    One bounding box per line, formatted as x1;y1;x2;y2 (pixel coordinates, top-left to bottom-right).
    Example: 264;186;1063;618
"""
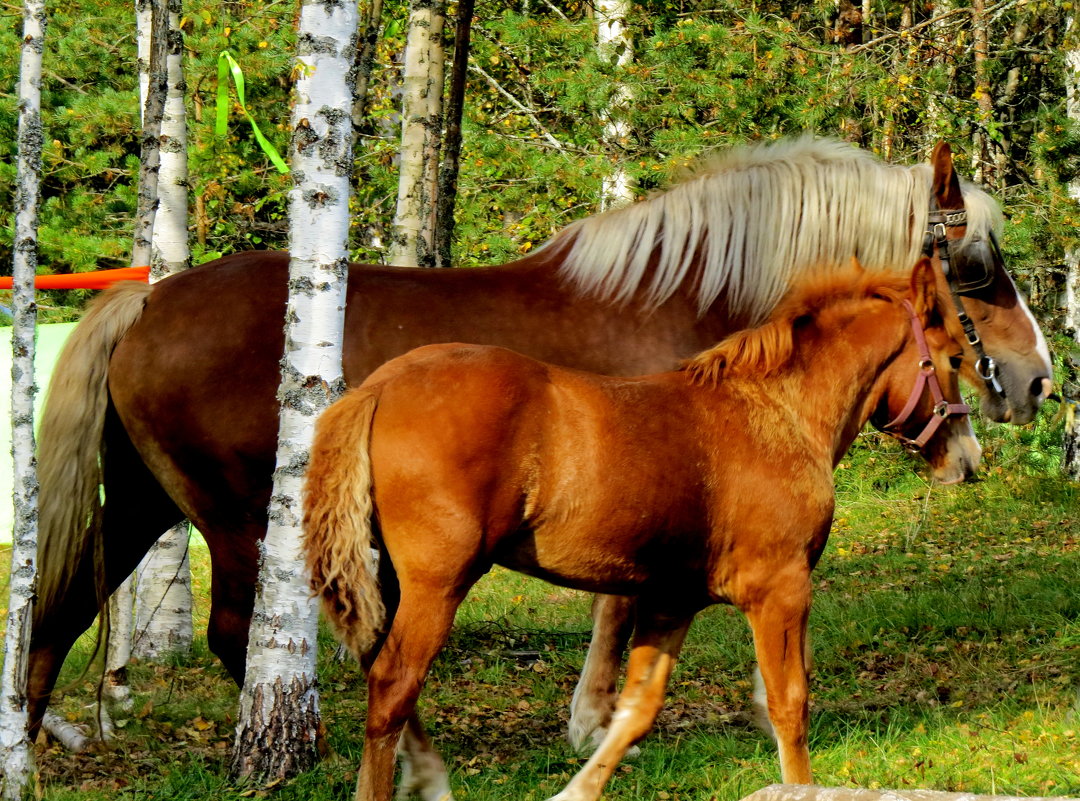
0;0;1077;333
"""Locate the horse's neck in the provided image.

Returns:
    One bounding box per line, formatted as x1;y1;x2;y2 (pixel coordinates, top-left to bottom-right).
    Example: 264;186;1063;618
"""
770;308;907;463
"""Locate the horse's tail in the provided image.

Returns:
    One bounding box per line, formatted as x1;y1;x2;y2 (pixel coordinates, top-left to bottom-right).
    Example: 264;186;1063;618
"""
36;281;154;624
303;388;386;658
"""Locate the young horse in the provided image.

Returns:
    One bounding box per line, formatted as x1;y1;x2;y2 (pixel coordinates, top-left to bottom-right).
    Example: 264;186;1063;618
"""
303;258;979;801
29;138;1048;750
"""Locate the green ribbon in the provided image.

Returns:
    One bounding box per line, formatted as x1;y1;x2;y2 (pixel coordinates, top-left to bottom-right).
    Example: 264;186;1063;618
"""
216;50;289;174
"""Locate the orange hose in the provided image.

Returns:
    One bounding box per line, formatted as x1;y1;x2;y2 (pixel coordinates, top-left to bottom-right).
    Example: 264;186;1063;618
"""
0;266;151;290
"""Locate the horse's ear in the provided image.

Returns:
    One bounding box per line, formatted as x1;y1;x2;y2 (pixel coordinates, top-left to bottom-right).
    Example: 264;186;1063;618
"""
911;257;936;322
930;141;964;208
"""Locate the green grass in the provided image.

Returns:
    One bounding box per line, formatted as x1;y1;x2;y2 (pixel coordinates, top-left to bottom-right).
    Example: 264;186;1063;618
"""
14;425;1080;801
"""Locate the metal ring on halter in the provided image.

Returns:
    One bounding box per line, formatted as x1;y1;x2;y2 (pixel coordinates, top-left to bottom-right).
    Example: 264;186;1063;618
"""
919;359;935;373
976;355;998;381
934;402;951;418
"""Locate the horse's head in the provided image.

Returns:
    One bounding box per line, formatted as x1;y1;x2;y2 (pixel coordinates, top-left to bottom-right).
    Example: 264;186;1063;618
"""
926;142;1052;425
873;257;982;485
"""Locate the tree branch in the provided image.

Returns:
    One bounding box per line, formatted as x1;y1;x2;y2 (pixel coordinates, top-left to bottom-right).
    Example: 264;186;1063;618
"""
468;62;571;153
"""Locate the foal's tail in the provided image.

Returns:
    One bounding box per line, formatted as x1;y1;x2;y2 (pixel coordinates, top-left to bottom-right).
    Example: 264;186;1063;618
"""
303;388;387;658
36;281;154;623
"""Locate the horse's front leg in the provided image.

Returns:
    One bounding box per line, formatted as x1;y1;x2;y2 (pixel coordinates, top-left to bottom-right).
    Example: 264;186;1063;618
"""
550;605;693;801
751;633;812;740
568;593;636;752
744;569;813;784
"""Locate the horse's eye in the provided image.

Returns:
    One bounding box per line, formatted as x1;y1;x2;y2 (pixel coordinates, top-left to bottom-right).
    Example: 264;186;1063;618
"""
949;355;963;370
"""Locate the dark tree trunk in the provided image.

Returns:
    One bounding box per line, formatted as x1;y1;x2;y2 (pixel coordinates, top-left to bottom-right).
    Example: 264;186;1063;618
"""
435;0;475;269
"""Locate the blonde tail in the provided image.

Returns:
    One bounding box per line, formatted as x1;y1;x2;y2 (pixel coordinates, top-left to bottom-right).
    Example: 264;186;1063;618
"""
36;281;153;623
302;389;386;657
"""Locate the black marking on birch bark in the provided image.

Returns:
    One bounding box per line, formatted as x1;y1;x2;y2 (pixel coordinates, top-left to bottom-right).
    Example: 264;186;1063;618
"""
297;33;341;57
312;0;347;11
161;134;185;154
16;116;43;161
231;674;320;779
292;118;320;156
301;186;339;209
287;274;317;297
280;378;332;415
23;26;46;53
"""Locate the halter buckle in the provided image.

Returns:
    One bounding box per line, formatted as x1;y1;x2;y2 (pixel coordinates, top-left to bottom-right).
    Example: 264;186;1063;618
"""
934;401;951;418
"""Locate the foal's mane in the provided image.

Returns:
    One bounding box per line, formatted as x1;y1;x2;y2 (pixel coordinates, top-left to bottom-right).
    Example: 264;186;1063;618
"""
551;137;1001;320
683;267;911;386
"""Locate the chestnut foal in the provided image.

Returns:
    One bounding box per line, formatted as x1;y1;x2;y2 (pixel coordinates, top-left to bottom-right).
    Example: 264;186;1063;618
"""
303;258;979;801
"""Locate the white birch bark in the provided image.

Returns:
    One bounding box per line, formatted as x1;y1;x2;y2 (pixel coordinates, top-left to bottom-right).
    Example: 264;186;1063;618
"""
1062;22;1080;479
39;712;92;754
133;0;193;663
0;0;45;793
387;0;445;267
104;580;134;716
597;0;634;211
230;0;357;778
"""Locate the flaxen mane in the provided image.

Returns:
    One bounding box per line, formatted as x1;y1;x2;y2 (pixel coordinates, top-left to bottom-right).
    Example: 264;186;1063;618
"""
683;267;911;386
551;137;1000;319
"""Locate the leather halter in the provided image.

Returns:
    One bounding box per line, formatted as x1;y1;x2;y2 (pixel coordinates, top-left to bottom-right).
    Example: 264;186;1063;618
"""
882;299;971;451
923;203;1006;399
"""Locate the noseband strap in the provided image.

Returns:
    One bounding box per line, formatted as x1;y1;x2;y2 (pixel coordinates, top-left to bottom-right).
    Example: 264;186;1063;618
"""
923;202;1006;399
882;299;971;451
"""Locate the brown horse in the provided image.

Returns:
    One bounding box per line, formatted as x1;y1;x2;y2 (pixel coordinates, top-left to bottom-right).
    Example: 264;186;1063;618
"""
29;139;1049;743
303;258;978;801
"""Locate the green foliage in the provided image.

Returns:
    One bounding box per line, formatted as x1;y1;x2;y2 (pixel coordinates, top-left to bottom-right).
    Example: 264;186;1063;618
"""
0;0;295;286
3;0;1077;337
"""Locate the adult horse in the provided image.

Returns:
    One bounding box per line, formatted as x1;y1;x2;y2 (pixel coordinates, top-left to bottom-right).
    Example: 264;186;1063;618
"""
303;259;978;801
30;138;1050;740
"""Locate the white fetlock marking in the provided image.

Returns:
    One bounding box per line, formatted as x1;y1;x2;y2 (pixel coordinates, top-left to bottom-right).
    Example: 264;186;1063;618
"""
397;731;453;801
568;672;608;752
751;664;776;741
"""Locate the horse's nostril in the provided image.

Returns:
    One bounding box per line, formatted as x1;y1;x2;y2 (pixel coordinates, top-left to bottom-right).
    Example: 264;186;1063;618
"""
1031;377;1052;400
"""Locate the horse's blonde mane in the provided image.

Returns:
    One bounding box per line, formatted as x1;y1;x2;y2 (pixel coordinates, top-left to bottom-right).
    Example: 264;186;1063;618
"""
683;266;910;386
551;136;1001;320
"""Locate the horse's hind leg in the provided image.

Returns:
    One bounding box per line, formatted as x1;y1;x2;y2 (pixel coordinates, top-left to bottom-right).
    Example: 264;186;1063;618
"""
568;593;636;752
357;580;468;801
744;571;813;784
551;605;693;801
28;420;184;736
397;714;452;801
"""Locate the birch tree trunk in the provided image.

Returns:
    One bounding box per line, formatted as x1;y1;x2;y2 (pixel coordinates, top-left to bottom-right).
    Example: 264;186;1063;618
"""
1062;20;1080;479
387;0;445;267
133;0;193;664
103;0;169;717
597;0;634;211
230;0;357;778
0;0;46;793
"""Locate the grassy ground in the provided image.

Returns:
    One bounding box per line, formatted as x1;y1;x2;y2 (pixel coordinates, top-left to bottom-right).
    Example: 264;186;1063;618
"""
15;419;1080;801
